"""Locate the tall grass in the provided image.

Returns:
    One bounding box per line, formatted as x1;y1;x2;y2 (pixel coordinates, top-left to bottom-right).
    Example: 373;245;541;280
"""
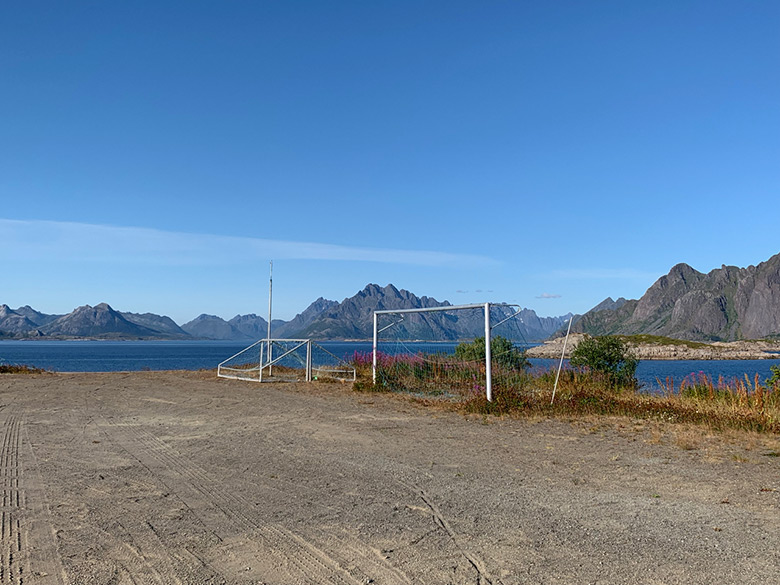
352;352;780;434
351;350;528;397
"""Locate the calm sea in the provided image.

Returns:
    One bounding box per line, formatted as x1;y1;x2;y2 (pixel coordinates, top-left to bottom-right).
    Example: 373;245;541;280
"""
1;339;778;391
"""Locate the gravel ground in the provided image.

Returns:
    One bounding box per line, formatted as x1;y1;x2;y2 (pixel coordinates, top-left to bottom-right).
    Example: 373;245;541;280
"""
1;371;778;584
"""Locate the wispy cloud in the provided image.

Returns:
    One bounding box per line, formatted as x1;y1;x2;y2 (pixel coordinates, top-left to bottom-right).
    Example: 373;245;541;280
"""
1;219;500;268
536;292;561;299
547;268;660;280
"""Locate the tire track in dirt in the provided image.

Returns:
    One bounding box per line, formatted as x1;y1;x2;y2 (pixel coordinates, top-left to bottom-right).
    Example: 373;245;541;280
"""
20;421;69;585
75;391;219;584
1;411;69;585
403;482;501;585
1;413;24;584
99;417;409;585
312;449;500;585
92;521;183;585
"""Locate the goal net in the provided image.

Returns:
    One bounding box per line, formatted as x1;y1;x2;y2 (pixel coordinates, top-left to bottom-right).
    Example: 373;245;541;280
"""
218;339;356;383
371;303;530;400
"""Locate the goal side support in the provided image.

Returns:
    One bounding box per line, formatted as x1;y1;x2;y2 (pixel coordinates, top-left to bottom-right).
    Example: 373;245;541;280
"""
373;302;507;401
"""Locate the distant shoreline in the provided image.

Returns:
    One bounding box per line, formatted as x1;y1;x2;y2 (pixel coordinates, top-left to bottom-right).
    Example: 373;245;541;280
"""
5;335;780;361
527;334;780;361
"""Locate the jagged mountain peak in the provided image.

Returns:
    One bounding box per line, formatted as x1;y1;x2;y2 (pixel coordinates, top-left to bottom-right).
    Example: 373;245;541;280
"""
589;297;628;313
191;313;219;321
575;252;780;341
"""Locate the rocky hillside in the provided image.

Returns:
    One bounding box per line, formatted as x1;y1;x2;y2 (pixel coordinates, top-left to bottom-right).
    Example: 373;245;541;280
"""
274;297;338;338
180;314;244;340
120;311;190;337
42;303;176;338
291;283;569;341
574;252;780;341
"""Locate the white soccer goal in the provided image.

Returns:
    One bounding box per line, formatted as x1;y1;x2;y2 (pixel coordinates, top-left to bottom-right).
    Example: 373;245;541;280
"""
372;303;528;401
218;338;356;383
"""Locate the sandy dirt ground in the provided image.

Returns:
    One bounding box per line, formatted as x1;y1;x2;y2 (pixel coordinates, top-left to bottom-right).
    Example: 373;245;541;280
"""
0;371;778;585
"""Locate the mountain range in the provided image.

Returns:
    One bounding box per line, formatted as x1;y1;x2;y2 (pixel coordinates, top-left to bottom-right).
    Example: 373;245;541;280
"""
0;285;569;342
572;252;780;341
8;250;778;343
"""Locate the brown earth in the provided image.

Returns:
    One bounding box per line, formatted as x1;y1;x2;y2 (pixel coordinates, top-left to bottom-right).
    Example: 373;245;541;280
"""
1;371;778;585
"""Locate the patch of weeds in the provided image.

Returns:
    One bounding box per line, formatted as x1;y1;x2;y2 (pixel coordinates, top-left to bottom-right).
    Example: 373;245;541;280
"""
352;379;391;393
674;429;701;451
0;364;46;374
360;352;780;436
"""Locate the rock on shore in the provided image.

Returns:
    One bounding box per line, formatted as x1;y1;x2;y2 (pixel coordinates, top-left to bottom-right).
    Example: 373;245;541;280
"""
526;334;780;360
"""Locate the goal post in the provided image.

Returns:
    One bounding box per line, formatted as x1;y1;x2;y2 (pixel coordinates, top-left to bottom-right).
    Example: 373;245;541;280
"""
218;338;356;383
373;302;522;401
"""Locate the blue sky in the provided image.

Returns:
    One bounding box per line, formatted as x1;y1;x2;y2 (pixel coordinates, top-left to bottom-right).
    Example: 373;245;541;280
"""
2;1;778;324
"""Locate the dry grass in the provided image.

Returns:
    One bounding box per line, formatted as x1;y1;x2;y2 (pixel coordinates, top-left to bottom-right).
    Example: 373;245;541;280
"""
356;362;780;436
0;364;47;374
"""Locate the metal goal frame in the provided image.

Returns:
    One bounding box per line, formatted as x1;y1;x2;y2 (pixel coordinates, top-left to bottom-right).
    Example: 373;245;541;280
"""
372;302;521;401
218;338;356;383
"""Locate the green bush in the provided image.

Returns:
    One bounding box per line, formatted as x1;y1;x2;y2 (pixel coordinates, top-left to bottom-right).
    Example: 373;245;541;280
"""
454;335;527;371
767;364;780;388
570;335;638;389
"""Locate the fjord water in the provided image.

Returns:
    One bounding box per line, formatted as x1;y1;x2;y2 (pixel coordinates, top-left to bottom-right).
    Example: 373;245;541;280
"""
1;340;778;391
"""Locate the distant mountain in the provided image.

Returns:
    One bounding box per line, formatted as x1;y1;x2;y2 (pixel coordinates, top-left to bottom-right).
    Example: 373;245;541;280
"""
282;284;569;341
513;308;574;341
588;297;628;313
181;314;248;340
291;284;452;340
573;253;780;341
274;297;338;338
120;311;190;338
42;303;168;338
226;313;287;339
13;305;61;327
0;305;40;335
1;285;572;342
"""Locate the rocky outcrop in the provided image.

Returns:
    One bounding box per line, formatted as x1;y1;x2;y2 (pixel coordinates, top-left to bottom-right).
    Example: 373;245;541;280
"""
527;334;780;360
573;253;780;341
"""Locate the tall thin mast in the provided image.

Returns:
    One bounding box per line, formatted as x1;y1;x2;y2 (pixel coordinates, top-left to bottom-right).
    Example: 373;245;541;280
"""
267;260;273;375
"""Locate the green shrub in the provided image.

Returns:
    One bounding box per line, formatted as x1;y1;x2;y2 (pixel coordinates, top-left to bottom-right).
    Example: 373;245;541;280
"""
454;335;527;371
570;335;638;389
767;364;780;388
